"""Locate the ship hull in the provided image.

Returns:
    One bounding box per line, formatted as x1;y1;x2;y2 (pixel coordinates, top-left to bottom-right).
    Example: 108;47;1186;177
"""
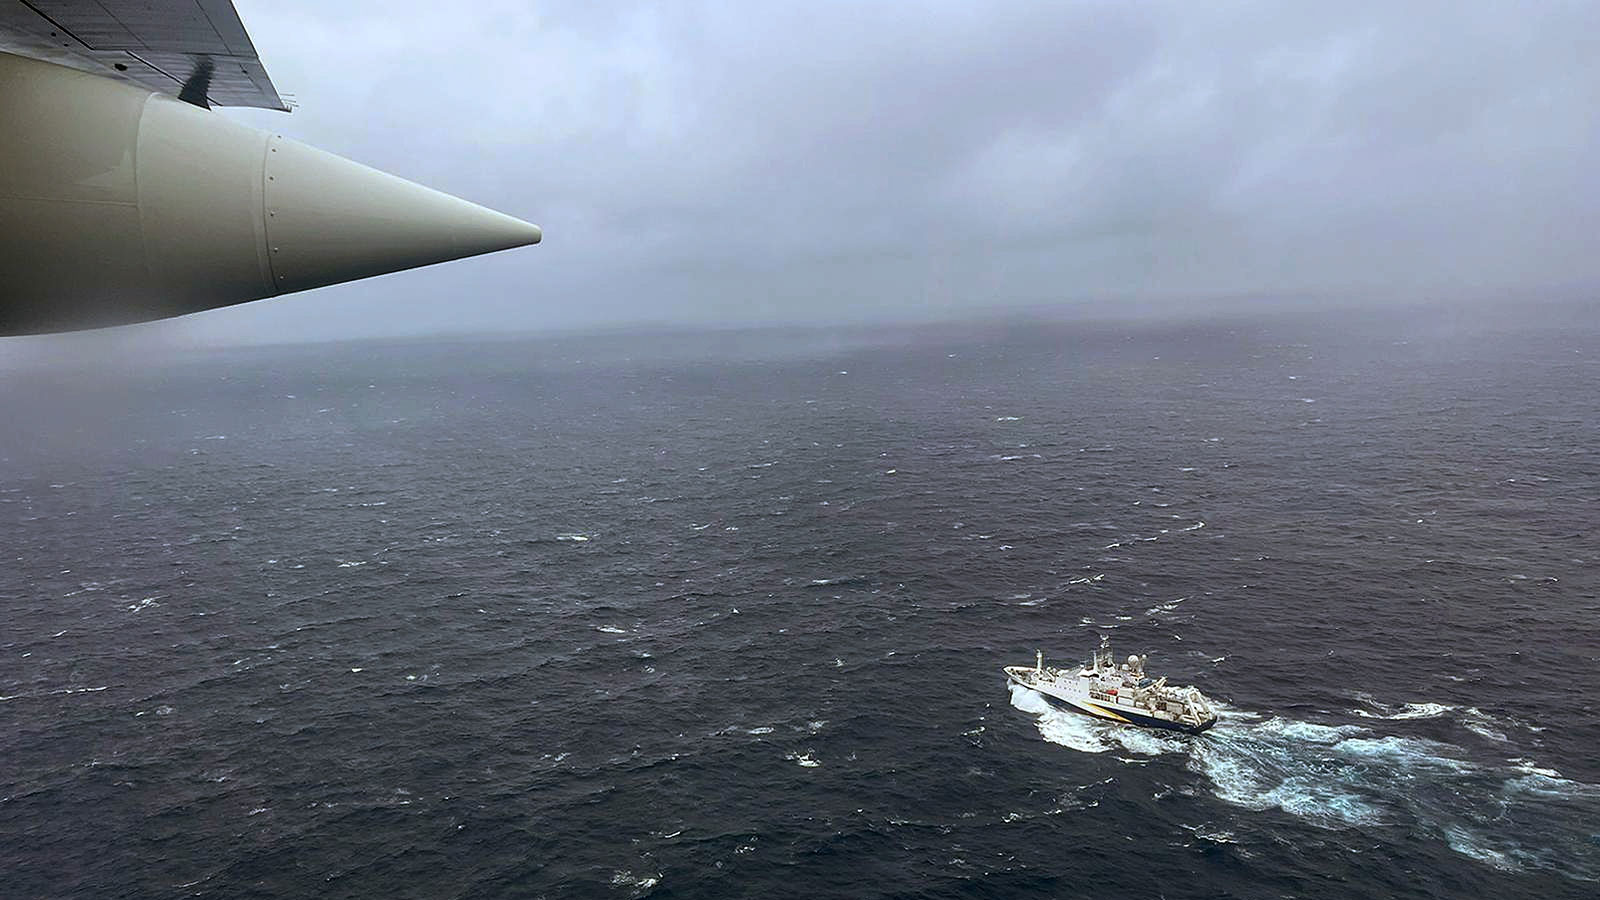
1009;674;1216;735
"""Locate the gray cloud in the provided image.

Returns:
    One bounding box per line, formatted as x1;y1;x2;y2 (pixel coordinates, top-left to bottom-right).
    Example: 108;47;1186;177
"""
167;0;1600;341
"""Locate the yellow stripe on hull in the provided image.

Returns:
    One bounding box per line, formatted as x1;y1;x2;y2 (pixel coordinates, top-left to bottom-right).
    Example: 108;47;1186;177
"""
1079;700;1131;723
1047;691;1132;723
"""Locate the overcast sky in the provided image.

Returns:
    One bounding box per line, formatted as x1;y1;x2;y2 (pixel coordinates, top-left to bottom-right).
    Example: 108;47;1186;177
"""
175;0;1600;341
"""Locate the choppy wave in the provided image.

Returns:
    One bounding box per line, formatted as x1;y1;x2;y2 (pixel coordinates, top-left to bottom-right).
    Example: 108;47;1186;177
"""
1350;700;1455;719
1009;685;1600;881
1349;697;1531;743
9;319;1600;897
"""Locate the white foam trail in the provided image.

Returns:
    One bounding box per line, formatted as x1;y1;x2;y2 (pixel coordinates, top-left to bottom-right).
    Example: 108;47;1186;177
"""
1010;688;1600;879
1111;726;1185;757
1188;719;1457;827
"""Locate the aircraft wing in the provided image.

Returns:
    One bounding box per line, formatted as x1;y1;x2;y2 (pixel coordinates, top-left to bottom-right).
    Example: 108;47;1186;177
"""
0;2;540;335
0;0;287;110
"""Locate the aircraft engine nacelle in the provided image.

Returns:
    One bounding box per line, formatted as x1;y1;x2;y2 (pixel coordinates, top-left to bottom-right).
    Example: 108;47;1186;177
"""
0;51;541;336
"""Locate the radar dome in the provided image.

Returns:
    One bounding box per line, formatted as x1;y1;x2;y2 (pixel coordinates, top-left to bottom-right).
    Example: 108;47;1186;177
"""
1128;654;1140;665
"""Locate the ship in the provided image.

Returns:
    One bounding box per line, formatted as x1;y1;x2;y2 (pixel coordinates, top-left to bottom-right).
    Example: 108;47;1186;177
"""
1005;636;1217;734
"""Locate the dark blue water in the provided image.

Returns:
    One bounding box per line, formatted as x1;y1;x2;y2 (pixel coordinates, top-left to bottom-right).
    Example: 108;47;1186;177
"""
3;308;1597;898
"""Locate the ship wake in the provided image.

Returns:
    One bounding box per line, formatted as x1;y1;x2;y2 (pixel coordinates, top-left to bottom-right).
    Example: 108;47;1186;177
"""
1008;684;1600;882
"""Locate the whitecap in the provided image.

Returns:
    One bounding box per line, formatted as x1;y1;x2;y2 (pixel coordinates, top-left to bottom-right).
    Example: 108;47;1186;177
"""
611;870;661;895
1181;823;1239;844
787;751;821;767
1461;712;1509;743
1252;717;1365;743
1504;752;1568;781
0;685;109;702
1387;702;1456;719
1146;597;1187;615
595;625;628;634
1349;700;1467;722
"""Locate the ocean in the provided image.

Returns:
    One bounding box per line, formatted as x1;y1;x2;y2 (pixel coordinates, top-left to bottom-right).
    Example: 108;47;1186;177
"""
2;306;1597;898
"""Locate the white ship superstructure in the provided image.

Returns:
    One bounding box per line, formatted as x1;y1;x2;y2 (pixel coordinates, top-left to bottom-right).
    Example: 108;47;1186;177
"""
1005;637;1217;734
